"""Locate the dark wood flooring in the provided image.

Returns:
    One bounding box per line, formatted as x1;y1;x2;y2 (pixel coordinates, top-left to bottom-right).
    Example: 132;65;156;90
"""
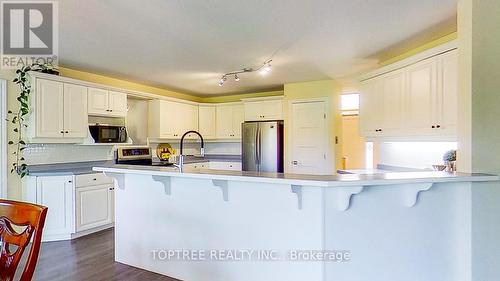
27;229;179;281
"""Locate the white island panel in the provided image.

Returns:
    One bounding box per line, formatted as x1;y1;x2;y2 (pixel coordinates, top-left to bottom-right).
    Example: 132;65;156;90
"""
115;174;325;281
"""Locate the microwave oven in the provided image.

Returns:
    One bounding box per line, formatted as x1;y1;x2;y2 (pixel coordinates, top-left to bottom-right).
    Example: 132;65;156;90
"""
89;125;128;143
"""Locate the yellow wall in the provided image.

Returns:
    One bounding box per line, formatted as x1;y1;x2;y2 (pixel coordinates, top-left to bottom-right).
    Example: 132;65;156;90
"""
1;69;24;199
59;67;201;102
283;80;343;172
341;115;365;169
378;32;457;67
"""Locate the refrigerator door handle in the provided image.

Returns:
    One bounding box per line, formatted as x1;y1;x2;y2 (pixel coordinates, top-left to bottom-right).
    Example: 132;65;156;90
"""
255;126;260;168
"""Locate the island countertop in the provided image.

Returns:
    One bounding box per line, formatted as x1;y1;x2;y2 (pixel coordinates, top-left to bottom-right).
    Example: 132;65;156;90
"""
93;163;498;187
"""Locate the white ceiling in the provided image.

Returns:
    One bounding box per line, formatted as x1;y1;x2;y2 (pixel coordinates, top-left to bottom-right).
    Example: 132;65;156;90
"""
59;0;457;96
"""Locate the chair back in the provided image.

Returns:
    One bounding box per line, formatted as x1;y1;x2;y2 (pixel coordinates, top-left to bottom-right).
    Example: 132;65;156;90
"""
0;199;48;281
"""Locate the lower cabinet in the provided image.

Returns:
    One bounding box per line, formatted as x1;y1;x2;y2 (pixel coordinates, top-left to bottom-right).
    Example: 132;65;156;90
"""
34;175;75;240
183;161;242;171
23;173;114;242
76;184;114;232
209;161;242;171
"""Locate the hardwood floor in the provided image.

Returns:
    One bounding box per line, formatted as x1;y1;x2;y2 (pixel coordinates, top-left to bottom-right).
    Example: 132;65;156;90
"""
28;229;179;281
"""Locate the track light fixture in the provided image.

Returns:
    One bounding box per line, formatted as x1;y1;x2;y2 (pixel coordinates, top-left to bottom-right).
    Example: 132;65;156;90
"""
218;59;272;86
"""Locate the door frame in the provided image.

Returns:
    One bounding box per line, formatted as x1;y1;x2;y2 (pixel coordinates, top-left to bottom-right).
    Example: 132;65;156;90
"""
287;97;332;174
1;79;7;198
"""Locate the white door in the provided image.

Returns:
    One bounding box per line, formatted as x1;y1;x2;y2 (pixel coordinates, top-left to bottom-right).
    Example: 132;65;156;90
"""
289;101;329;175
63;83;88;138
108;91;127;117
88;88;109;115
437;50;458;135
199;106;216;139
36;176;74;238
76;184;113;232
405;57;437;134
359;78;383;136
231;104;244;138
36;79;64;138
216;105;234;138
381;70;404;135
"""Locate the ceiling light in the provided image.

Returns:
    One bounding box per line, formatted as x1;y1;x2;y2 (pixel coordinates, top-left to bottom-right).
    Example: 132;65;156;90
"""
264;62;271;72
218;59;273;85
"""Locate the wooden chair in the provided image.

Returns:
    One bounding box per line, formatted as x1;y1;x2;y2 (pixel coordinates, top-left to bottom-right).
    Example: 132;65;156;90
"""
0;199;48;281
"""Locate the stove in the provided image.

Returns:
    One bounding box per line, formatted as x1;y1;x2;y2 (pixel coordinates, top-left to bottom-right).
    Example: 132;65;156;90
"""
116;147;174;166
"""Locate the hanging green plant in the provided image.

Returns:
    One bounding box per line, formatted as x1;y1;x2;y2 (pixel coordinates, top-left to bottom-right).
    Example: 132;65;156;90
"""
6;63;58;178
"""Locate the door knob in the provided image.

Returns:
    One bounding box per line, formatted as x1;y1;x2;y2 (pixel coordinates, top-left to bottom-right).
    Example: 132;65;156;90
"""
292;160;299;165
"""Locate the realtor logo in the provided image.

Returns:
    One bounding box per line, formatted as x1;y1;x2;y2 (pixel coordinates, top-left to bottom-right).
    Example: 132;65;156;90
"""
1;1;58;69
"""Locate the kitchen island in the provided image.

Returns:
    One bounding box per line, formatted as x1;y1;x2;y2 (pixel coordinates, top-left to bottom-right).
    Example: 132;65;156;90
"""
93;164;497;281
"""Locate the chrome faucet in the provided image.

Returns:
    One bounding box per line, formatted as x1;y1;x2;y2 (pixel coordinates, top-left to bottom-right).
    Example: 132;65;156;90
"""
175;130;205;172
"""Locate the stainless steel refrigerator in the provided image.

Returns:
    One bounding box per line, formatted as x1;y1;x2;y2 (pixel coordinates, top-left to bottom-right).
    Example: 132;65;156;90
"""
242;121;284;172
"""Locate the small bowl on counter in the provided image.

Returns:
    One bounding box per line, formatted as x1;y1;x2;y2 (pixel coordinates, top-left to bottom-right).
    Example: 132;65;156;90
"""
432;164;447;171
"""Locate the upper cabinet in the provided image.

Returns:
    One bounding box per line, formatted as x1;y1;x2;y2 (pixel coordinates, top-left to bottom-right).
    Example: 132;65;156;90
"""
148;100;199;139
88;88;127;117
198;105;216;139
216;103;244;139
244;99;283;121
29;78;88;143
359;48;458;139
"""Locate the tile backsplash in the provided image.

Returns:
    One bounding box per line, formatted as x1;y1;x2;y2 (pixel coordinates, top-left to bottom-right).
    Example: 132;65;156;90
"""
24;144;114;165
24;141;241;165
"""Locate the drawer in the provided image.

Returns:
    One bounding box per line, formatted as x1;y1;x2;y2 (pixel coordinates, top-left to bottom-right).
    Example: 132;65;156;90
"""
75;173;114;188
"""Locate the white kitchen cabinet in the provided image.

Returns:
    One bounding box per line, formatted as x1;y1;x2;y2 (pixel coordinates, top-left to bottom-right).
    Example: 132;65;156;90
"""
23;173;115;242
198;105;216;139
216;103;244;139
35;176;75;241
109;91;128;117
244;99;283;121
359;77;383;136
184;162;208;169
436;50;458;135
209;161;242;171
30;78;88;142
381;70;405;135
148;100;199;139
76;184;114;232
63;84;88;138
88;87;127;117
405;56;437;135
35;79;65;138
87;88;109;115
359;49;458;139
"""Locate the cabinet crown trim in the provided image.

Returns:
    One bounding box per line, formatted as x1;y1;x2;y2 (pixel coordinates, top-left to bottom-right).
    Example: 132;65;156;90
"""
240;96;284;102
359;40;457;82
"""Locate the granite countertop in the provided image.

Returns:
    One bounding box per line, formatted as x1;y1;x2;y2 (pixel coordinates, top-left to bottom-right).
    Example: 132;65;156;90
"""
27;155;242;176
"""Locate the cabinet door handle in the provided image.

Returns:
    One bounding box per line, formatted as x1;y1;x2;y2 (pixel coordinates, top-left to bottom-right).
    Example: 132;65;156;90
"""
109;187;114;191
109;110;113;112
436;125;441;128
93;178;97;181
68;180;72;183
432;125;435;129
65;131;69;133
60;131;64;134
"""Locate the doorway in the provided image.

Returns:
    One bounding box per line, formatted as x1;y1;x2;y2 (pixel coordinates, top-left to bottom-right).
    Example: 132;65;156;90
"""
288;100;330;175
